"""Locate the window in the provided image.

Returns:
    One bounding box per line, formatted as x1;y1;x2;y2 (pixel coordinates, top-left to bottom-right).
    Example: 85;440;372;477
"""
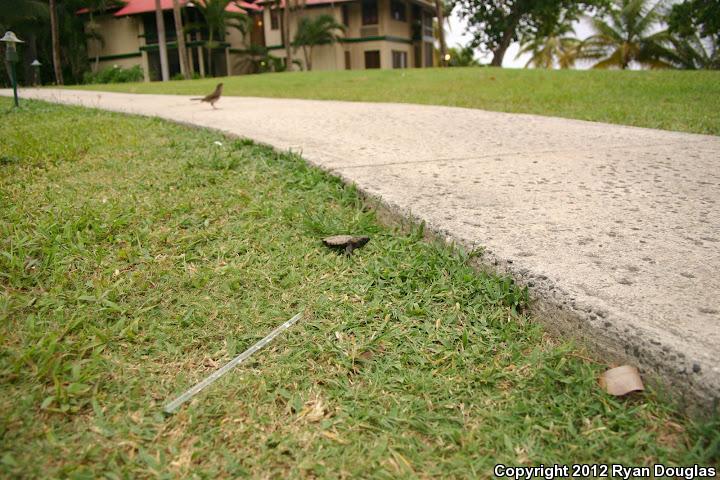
422;11;433;37
270;9;279;30
392;50;407;68
364;50;380;69
143;11;178;43
345;51;351;69
391;0;406;22
342;4;350;27
424;41;433;67
362;0;378;25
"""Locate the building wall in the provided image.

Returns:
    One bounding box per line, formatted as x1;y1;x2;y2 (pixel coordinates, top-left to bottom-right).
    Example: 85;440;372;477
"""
262;0;434;71
263;7;284;47
86;14;144;72
225;24;250;48
87;14;143;59
343;1;362;38
85;0;435;78
384;0;415;38
86;10;256;78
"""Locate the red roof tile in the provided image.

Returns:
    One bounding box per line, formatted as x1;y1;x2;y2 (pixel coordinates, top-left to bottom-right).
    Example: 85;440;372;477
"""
113;0;258;17
259;0;354;6
237;1;262;11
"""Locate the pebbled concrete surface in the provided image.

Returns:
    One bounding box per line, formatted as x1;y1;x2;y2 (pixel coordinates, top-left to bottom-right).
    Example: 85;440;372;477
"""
5;88;719;407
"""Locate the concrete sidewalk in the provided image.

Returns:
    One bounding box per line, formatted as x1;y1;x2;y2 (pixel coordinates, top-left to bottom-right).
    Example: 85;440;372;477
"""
5;88;719;406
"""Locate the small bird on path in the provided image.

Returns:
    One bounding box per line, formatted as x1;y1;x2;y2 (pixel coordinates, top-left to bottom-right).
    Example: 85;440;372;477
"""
191;83;223;109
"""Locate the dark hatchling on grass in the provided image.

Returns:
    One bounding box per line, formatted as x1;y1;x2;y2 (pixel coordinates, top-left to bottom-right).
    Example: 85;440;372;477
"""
322;235;370;255
191;83;223;109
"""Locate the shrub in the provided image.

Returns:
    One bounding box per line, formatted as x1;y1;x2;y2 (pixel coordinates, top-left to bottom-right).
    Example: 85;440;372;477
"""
170;72;204;81
82;65;144;84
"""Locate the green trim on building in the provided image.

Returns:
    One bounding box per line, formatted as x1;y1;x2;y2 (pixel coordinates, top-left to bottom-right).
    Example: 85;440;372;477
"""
98;51;142;61
140;40;229;52
266;35;412;51
229;48;257;54
341;35;412;44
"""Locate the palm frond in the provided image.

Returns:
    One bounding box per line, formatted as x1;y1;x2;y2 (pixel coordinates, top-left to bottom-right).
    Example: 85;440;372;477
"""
585;0;681;69
0;0;48;24
592;48;624;68
634;0;666;36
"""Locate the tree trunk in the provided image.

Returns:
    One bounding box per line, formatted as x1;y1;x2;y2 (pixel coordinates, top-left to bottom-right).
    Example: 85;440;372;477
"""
208;29;215;77
283;1;292;70
49;0;64;85
304;46;312;71
155;0;170;81
197;32;206;77
434;0;447;67
89;12;100;73
172;0;189;79
490;14;519;67
207;30;215;76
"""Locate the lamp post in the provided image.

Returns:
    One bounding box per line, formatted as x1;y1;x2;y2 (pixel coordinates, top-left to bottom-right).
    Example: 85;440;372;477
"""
1;31;25;107
31;59;41;86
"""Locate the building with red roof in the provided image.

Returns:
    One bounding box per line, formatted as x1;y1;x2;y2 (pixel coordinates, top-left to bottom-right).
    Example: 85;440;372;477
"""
82;0;436;79
259;0;437;69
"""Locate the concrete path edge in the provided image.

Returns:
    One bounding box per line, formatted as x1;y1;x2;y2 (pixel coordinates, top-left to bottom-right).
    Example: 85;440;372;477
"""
4;89;717;413
338;175;717;414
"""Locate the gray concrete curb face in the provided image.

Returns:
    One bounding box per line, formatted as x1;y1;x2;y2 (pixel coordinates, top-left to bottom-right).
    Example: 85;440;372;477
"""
3;88;718;412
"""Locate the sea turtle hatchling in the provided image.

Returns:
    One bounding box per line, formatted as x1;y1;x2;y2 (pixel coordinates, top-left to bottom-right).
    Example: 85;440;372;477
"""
322;235;371;255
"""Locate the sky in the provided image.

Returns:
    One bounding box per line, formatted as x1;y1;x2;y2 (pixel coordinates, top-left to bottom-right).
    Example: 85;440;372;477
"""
444;12;595;68
444;1;681;69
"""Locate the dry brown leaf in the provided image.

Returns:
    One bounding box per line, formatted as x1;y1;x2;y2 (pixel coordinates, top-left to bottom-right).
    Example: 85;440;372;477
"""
320;430;349;445
298;397;328;422
358;350;374;361
599;365;644;396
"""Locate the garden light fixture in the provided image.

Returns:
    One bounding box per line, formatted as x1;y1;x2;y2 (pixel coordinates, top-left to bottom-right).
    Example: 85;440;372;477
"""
31;59;41;86
1;31;24;107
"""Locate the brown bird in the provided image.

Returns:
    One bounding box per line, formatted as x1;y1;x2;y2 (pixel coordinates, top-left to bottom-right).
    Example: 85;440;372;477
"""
191;83;223;109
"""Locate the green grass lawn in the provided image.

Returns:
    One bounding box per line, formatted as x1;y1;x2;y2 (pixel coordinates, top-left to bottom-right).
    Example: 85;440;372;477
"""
69;67;720;135
1;98;718;477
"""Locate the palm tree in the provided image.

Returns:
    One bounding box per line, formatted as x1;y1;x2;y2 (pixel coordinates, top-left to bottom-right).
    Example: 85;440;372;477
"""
292;14;344;71
154;0;170;81
434;0;447;66
447;44;480;66
581;0;674;69
195;0;249;76
172;0;189;79
665;34;719;69
281;0;305;71
283;0;291;69
517;19;583;69
0;0;46;26
49;0;64;84
85;0;121;72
